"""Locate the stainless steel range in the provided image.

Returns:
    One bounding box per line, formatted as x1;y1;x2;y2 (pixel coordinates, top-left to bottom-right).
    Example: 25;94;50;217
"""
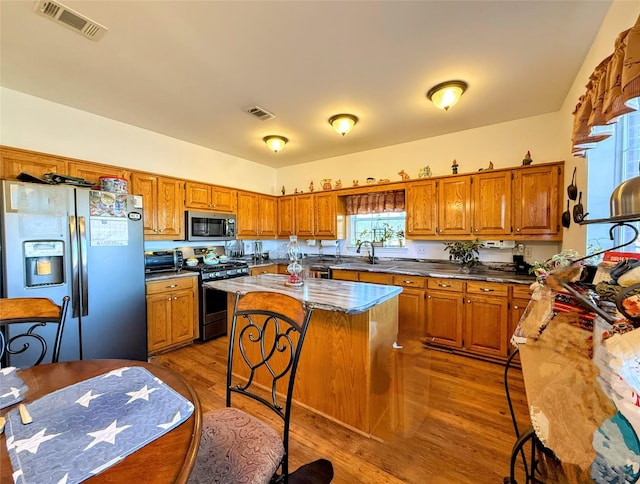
183;259;249;341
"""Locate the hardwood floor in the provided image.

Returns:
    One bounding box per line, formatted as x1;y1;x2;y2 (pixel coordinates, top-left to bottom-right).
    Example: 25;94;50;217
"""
152;337;532;483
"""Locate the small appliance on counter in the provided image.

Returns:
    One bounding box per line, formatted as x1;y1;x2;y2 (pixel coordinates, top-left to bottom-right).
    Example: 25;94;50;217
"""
144;250;184;273
512;243;531;276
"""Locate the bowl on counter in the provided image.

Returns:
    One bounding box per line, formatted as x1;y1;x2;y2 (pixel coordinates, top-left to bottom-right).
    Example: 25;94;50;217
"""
218;255;229;263
185;257;198;267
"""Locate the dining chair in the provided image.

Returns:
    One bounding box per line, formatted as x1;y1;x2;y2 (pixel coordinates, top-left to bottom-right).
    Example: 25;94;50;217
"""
188;291;317;484
0;296;70;367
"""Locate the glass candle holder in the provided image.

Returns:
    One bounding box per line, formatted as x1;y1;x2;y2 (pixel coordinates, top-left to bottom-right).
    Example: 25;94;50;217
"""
285;235;304;287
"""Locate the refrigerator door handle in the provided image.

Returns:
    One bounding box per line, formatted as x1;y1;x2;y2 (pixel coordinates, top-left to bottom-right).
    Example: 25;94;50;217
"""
69;215;81;318
79;216;89;317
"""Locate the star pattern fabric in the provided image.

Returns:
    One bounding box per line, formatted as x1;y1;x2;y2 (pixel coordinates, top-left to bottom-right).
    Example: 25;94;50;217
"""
4;366;194;484
0;367;28;409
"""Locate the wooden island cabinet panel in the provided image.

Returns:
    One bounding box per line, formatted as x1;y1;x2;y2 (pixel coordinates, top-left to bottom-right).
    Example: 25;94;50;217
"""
146;276;198;355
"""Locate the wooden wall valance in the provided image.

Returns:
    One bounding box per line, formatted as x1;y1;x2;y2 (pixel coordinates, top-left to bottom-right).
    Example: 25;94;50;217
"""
572;15;640;157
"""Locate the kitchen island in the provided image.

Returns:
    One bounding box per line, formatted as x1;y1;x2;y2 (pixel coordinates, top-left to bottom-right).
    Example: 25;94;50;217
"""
204;274;402;438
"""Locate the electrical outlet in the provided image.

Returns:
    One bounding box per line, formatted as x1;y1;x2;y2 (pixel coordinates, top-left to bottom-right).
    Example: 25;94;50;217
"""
525;247;533;259
417;246;426;254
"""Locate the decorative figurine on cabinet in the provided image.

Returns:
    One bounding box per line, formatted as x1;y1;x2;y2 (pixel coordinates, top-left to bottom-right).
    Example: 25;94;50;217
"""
335;179;342;189
352;179;359;187
309;181;314;192
321;179;332;190
281;185;286;195
294;188;299;194
522;151;533;165
452;160;458;174
398;170;410;181
418;166;432;178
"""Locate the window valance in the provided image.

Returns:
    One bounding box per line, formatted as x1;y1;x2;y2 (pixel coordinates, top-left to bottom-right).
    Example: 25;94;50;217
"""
344;190;405;215
572;15;640;157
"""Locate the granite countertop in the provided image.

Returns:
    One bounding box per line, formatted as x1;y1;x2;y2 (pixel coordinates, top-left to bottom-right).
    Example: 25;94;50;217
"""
203;274;402;314
268;256;535;284
327;259;536;285
145;270;199;282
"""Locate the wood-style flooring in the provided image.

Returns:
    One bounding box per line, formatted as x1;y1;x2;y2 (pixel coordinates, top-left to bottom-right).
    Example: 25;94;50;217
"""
152;337;532;484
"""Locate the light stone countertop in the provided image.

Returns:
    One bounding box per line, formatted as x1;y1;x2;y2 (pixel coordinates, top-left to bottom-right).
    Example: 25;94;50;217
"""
203;274;402;314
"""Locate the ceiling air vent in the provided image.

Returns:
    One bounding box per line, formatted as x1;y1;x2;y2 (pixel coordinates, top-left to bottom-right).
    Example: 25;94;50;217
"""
246;106;276;121
34;0;108;41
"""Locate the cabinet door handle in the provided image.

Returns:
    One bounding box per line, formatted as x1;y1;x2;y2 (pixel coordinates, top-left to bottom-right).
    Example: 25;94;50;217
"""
402;280;414;284
480;288;494;292
427;295;431;299
173;296;178;300
514;305;520;309
167;297;172;301
438;283;450;288
166;284;178;288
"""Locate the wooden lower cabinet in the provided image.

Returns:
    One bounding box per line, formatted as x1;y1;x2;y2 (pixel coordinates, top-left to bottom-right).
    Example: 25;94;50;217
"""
146;276;198;356
464;281;509;359
249;265;277;276
425;278;464;349
393;275;426;344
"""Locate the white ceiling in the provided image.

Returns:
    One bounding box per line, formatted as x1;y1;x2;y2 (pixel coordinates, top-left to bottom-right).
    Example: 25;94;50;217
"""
0;1;611;169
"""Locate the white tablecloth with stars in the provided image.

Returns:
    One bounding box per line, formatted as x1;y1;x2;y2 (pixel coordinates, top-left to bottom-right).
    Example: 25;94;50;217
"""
3;366;194;484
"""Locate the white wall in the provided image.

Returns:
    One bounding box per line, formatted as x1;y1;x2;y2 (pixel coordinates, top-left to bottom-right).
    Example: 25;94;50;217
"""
0;88;277;194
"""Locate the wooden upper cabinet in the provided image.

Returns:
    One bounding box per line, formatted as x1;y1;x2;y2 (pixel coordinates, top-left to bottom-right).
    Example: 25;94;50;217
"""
471;170;511;236
236;191;259;237
185;182;236;213
277;196;296;237
1;146;67;180
314;192;345;239
295;194;315;238
130;173;183;239
257;195;277;238
512;164;562;238
437;175;471;236
406;179;437;237
67;161;130;190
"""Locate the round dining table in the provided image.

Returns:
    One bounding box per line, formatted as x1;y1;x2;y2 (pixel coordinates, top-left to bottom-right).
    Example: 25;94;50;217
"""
0;359;202;483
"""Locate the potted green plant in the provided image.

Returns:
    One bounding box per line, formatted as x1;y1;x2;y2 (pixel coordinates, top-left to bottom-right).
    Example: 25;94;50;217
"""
443;239;484;273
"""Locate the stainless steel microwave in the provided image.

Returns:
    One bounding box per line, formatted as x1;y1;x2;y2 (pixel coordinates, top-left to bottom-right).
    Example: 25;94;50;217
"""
185;211;236;241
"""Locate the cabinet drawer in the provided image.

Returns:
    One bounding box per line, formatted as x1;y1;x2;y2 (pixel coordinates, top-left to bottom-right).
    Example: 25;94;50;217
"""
393;274;427;289
146;276;195;295
427;278;464;292
512;284;533;300
358;272;393;285
331;269;359;281
466;281;508;297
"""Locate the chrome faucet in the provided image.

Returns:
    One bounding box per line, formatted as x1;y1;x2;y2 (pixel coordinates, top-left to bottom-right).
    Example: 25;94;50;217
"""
356;240;376;264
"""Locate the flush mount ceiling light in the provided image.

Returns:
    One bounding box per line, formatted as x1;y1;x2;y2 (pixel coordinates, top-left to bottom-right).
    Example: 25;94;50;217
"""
426;80;468;111
328;114;358;136
263;135;288;153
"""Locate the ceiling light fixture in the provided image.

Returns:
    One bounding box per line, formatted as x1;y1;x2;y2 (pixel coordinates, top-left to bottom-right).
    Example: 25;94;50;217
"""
328;114;358;136
426;80;468;111
263;135;288;153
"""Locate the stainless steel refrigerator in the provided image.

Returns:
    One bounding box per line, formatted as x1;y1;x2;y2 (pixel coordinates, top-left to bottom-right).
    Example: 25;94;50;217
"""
0;180;147;366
